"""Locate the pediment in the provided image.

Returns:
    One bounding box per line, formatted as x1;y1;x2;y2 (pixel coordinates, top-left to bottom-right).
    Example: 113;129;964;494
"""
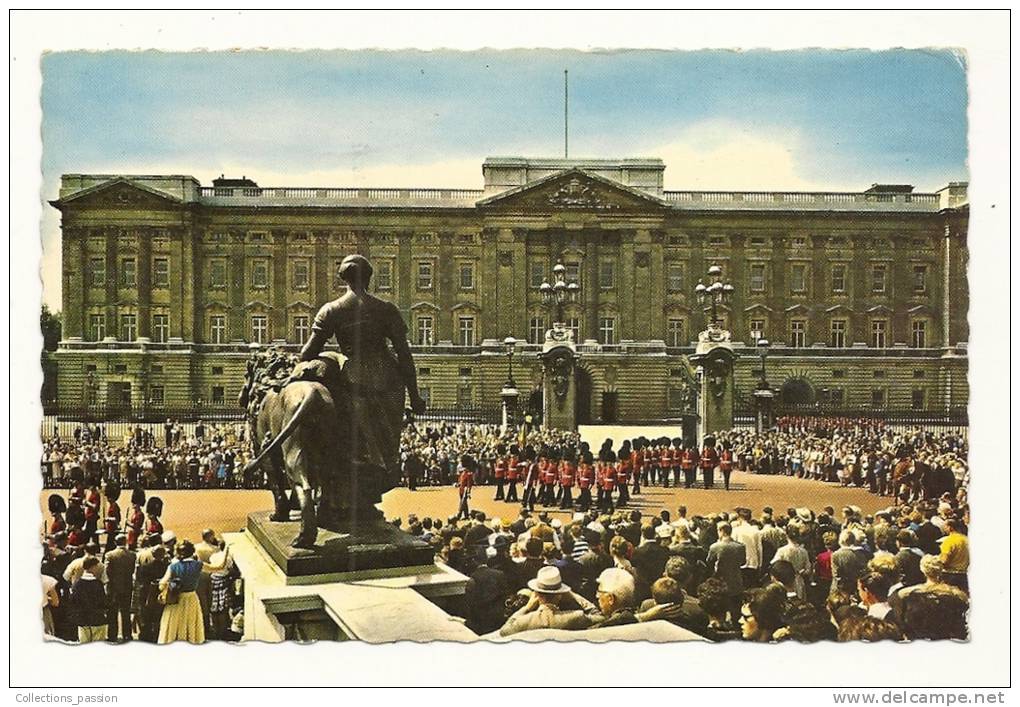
476;169;667;212
51;178;183;211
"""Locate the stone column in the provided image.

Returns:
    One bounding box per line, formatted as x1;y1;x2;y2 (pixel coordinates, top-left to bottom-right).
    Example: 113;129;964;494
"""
540;331;577;431
690;335;737;443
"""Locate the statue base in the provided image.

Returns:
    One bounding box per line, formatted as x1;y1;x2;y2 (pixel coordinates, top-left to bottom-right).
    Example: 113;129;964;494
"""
247;511;435;583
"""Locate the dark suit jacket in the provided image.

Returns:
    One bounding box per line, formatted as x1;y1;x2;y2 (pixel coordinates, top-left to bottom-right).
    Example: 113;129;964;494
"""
104;547;136;597
632;542;670;587
708;539;746;596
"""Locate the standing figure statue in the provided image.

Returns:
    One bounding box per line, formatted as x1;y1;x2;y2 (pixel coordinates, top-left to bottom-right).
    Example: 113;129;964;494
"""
299;254;427;521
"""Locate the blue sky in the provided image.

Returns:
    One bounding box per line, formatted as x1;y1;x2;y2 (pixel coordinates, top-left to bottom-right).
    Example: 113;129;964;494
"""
40;48;968;309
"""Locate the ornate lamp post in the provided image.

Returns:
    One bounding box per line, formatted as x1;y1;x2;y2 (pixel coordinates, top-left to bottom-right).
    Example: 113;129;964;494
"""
695;264;735;333
753;336;774;433
540;260;580;342
501;336;520;432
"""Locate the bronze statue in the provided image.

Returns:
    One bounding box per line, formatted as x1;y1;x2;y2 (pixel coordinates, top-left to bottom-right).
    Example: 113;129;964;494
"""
241;255;425;549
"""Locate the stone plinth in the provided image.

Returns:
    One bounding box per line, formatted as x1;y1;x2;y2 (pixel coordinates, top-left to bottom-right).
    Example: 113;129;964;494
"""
247;511;435;584
690;336;737;444
225;531;473;643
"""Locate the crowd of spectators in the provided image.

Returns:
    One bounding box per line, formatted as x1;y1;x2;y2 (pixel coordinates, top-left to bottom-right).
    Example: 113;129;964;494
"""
40;419;262;490
41;496;242;645
394;491;969;641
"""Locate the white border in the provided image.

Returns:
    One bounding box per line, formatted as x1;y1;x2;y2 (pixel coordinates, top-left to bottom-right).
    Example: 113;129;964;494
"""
9;9;1012;691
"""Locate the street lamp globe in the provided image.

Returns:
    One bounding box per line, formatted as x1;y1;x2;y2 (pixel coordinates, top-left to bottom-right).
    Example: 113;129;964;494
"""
503;336;517;353
757;337;770;351
694;281;707;297
553;261;567;278
707;264;722;278
722;283;735;296
566;281;580;300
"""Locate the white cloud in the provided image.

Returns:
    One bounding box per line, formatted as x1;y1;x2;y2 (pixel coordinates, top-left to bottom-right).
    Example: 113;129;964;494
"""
646;120;836;192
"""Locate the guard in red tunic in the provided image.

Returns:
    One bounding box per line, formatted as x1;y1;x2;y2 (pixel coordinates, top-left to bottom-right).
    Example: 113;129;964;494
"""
598;454;617;514
700;437;720;489
505;447;521;503
493;444;507;501
682;444;697;489
616;447;631;507
577;452;595;512
456;455;475;520
46;494;67;547
540;451;558;507
630;441;644;495
670;438;684;488
719;443;735;491
656;441;671;488
126;486;146;550
145;496;164;543
103;480;122;553
559;450;576;510
83;475;102;544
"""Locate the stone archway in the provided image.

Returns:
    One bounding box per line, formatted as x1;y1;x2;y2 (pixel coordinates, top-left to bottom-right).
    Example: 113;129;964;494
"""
780;377;816;406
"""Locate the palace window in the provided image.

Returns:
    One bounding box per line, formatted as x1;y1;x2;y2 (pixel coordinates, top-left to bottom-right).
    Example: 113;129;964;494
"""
667;262;684;293
417;261;434;290
293;315;310;344
456;384;473;408
120;258;137;288
529;317;546;345
209;315;226;344
749;263;766;293
565;263;581;285
871;264;887;294
789;319;806;348
599;260;616;289
88;257;105;288
89;313;106;341
152;313;169;343
830;319;847;348
829;388;845;407
149;385;164;405
667;318;686;347
749;319;765;342
292;259;310;290
251;260;269;290
913;265;928;293
911;389;925;411
599;317;617;346
530;262;545;289
459;262;475;290
416;316;434;346
831;264;847;293
790;263;808;293
153;258;170;289
251;315;269;344
566;317;581;344
871;389;886;408
376;260;393;291
457;316;476;346
211;386;225;405
211;366;224;376
871;319;888;348
911;319;928;348
209;259;227;289
913;369;926;379
119;313;137;341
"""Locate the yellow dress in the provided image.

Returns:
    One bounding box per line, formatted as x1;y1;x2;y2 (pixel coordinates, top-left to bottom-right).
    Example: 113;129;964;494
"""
157;560;206;644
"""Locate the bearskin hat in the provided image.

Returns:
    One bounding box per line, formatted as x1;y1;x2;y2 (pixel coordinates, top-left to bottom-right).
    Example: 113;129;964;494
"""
47;494;67;515
104;479;121;502
66;504;85;528
131;485;146;507
672;437;684;448
69;467;84;485
703;435;717;448
146;496;164;517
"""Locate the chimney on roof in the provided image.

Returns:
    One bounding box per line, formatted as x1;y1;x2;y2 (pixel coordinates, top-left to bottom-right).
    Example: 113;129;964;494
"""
865;184;914;194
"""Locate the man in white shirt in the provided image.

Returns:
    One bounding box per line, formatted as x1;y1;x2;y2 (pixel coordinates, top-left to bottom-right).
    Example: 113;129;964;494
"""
731;507;763;588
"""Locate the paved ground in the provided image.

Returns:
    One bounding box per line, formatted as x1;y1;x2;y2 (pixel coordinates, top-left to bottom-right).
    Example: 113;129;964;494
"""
40;470;889;543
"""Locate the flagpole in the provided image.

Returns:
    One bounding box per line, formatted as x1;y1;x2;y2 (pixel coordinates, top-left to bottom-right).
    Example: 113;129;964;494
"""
564;69;569;159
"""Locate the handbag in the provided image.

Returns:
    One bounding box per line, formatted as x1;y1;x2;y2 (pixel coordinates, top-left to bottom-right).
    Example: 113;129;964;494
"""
159;579;180;606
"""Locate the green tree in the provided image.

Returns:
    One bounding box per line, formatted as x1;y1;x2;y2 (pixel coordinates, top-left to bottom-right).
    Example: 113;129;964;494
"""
40;305;62;351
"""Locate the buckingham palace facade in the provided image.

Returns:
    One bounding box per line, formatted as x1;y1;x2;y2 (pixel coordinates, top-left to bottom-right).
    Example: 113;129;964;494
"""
47;156;969;424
